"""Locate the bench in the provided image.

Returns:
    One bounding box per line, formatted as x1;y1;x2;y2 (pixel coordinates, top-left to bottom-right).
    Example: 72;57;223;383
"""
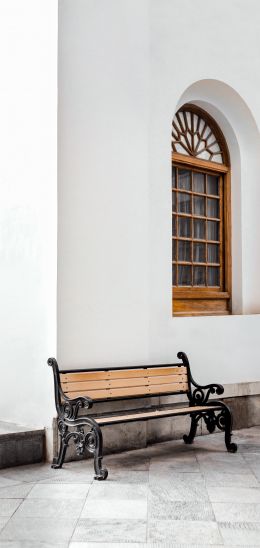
48;351;237;480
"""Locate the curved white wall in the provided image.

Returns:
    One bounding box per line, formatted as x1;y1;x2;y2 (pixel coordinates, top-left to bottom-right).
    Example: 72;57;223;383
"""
58;0;260;390
0;1;58;428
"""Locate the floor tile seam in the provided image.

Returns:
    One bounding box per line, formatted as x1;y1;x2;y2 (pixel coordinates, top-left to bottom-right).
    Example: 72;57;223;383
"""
145;456;150;544
0;482;37;500
69;488;94;541
0;512;13;537
0;479;29;488
0;497;24;520
240;454;260;485
218;520;260;529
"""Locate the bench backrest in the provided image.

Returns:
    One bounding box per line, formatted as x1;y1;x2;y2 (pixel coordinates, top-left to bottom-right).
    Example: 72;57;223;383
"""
60;365;189;401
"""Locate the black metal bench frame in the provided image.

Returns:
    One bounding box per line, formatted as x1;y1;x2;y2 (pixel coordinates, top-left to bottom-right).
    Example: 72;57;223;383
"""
48;351;237;480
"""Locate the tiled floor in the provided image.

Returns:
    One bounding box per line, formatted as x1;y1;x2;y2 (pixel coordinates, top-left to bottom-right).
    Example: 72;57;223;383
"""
0;426;259;546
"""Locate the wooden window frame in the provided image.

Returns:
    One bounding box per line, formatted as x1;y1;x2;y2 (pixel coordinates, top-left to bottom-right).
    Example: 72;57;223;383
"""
172;105;231;317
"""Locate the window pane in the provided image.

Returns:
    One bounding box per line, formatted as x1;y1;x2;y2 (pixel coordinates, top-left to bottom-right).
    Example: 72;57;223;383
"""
193;266;206;286
193;195;205;216
193;219;205;239
207;243;219;264
207;175;219;196
193;172;205;193
172;191;176;213
178;169;191;190
178;192;191;214
172;167;176;189
172;265;177;286
172;240;176;261
172;215;176;236
207;220;219;241
207;198;219;218
193;242;205;263
208;266;220;286
178;217;191;237
178;265;191;286
178;240;191;262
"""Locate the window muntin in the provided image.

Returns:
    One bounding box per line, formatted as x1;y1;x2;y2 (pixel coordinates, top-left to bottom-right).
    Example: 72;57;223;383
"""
172;167;223;289
172;104;231;317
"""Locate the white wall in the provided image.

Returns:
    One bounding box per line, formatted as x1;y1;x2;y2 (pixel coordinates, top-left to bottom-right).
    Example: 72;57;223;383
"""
58;0;150;367
0;1;58;427
58;0;260;387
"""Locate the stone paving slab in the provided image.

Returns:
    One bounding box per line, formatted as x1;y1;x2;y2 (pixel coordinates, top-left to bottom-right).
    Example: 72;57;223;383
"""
0;516;77;543
72;518;147;543
148;519;222;544
0;427;258;545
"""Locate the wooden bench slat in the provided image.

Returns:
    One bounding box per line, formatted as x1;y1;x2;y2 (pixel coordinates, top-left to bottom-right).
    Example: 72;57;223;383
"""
61;374;188;393
146;367;187;377
95;404;221;424
61;380;110;391
60;366;187;383
148;374;187;386
64;381;188;400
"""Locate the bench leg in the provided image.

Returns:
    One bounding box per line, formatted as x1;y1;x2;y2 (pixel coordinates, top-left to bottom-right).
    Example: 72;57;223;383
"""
89;426;108;481
52;434;68;469
218;406;237;453
183;414;199;444
202;405;237;453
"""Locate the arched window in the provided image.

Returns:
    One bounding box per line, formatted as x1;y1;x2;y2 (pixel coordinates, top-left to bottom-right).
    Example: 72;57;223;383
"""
172;104;231;316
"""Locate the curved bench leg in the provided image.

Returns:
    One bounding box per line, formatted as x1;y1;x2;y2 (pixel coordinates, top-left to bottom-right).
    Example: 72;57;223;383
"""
220;406;237;453
91;426;108;481
183;414;199;444
51;437;68;469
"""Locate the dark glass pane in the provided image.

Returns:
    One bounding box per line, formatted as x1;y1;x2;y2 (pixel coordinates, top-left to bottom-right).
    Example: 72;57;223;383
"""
178;217;191;238
172;167;176;189
207;175;219;196
193;172;205;193
193;219;205;239
178;265;191;286
193;266;206;286
207;198;219;218
172;265;177;286
207;220;219;241
172;191;176;213
208;266;220;286
178;192;191;214
172;215;176;236
193;242;205;263
207;243;219;264
172;240;176;261
178;169;191;190
193;195;205;216
178;240;191;262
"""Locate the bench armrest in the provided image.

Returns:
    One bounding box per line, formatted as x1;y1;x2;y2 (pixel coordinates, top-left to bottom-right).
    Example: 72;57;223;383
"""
177;351;224;405
61;393;93;420
48;357;93;420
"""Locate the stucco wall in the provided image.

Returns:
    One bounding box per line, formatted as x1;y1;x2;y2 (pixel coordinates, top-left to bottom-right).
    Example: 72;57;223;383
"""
0;1;58;428
58;0;260;389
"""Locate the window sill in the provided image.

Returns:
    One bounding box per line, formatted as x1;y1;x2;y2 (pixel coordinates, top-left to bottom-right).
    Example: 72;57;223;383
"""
172;288;231;316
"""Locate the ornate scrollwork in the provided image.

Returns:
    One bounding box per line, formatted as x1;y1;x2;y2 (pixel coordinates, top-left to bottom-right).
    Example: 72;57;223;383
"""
191;385;224;406
85;430;97;454
177;351;224;406
57;424;98;457
47;357;93;420
60;397;92;421
203;410;216;433
57;419;68;437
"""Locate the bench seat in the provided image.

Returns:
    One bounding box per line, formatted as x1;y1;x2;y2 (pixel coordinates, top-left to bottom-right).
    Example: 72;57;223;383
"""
94;404;223;425
48;351;237;480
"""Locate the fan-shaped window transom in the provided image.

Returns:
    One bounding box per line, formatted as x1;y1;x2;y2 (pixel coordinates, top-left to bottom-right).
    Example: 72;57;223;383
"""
172;108;224;164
